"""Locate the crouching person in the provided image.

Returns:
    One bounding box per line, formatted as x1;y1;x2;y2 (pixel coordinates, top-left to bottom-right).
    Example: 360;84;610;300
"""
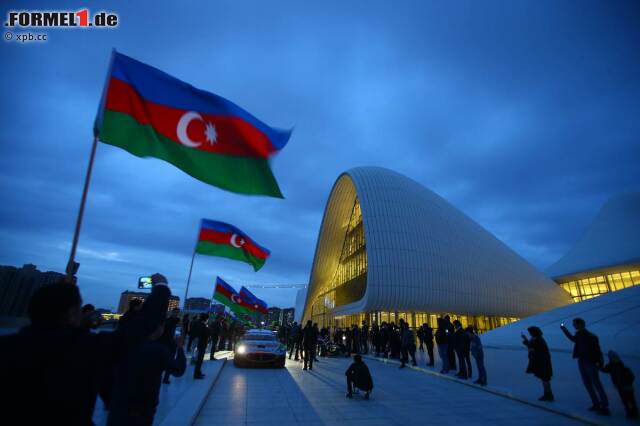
602;351;638;419
346;354;374;400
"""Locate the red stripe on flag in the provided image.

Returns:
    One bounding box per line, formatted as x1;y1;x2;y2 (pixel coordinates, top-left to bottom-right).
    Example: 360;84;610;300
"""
215;283;234;299
105;77;276;158
199;229;269;260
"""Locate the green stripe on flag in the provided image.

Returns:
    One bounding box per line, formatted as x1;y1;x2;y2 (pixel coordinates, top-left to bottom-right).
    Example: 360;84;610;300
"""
196;241;266;271
99;110;284;198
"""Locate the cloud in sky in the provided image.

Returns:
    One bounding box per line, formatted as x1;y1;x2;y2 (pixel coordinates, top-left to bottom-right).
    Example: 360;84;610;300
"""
1;0;639;311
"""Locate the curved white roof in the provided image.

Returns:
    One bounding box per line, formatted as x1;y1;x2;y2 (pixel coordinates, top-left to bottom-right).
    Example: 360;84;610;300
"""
481;284;640;358
546;192;640;280
303;167;571;321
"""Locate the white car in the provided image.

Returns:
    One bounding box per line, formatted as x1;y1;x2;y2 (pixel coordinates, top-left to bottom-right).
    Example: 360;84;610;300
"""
234;329;286;368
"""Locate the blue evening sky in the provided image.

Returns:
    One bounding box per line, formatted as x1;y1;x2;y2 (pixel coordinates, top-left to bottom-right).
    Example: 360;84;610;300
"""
1;1;639;311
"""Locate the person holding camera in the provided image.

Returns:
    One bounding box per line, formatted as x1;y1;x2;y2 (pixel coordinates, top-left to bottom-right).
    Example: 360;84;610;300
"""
561;318;609;415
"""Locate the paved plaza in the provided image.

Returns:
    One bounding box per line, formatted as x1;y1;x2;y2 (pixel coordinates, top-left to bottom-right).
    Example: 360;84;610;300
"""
194;356;584;426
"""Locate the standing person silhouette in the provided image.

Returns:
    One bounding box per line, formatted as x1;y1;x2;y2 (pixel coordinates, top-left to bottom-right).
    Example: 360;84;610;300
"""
467;326;486;386
444;315;457;371
522;326;553;401
453;320;471;379
302;320;319;370
423;323;435;367
561;318;609;415
435;318;450;374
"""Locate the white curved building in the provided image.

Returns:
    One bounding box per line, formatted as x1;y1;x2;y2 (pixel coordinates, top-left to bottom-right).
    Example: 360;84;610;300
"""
302;167;572;331
547;192;640;302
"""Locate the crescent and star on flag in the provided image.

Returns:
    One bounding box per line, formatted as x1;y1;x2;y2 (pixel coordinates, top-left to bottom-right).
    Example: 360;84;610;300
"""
177;111;218;148
230;234;246;248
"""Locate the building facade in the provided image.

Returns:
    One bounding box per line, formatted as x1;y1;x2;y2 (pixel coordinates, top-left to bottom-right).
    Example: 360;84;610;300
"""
302;167;572;332
280;308;295;325
117;290;180;314
0;264;65;317
547;192;640;303
184;297;211;313
266;307;281;325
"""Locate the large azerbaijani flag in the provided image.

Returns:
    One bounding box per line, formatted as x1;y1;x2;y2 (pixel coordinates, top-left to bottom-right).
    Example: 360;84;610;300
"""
213;277;260;317
94;50;291;198
196;219;270;271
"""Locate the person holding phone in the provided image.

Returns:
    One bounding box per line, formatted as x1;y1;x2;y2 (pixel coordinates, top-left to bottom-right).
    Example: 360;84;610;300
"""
561;318;609;415
522;326;554;402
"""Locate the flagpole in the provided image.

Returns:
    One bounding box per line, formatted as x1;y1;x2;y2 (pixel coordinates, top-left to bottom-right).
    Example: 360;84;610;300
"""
183;247;197;310
66;135;99;283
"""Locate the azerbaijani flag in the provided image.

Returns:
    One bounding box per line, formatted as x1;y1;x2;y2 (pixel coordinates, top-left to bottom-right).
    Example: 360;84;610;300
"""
196;219;270;271
213;277;260;317
239;286;268;314
94;50;291;198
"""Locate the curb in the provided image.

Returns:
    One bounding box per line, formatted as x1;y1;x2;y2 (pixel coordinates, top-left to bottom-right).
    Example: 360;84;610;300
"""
188;358;227;426
363;354;604;426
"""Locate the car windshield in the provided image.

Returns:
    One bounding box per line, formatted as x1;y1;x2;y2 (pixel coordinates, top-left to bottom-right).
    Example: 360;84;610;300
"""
242;334;276;341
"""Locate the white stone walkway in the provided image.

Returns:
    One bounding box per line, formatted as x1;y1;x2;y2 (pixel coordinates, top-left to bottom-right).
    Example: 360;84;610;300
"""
194;355;584;426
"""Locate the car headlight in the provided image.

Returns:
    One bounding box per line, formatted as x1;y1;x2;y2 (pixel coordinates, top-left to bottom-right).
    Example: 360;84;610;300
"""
237;345;247;354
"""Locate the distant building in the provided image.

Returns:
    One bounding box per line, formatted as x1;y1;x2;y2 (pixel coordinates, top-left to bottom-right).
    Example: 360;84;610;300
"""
210;303;226;315
184;297;211;313
0;264;65;317
266;307;281;325
547;193;640;302
280;308;295;325
262;307;294;326
117;290;179;314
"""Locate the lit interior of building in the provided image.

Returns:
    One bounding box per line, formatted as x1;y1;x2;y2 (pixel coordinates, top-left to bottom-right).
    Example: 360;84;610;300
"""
558;269;640;302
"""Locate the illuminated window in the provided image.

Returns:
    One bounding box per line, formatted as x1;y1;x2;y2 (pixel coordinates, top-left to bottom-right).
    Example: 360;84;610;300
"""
558;269;640;302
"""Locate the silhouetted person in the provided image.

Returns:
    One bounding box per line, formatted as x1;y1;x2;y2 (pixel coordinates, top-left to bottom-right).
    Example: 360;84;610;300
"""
389;323;401;359
109;273;180;425
1;281;112;425
444;315;457;371
346;355;373;399
192;313;210;379
361;321;369;354
561;318;609;415
313;323;321;362
118;298;142;332
467;326;486;385
353;324;362;353
453;320;471;379
380;322;390;358
181;313;190;347
208;316;221;360
108;320;186;426
399;320;417;368
160;308;180;384
602;351;637;418
372;323;381;356
435;318;450;373
80;303;100;331
422;323;435;366
187;314;201;352
522;326;553;402
289;322;301;360
302;320;319;370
